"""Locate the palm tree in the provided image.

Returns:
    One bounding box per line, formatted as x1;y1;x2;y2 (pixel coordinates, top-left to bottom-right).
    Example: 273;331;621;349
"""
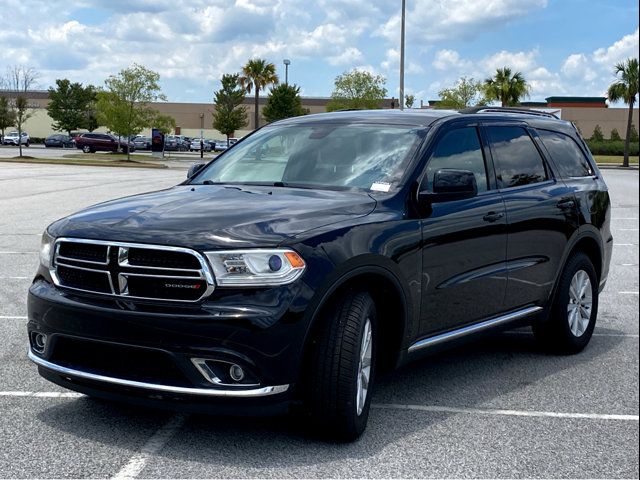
607;57;639;168
482;67;530;107
238;59;279;130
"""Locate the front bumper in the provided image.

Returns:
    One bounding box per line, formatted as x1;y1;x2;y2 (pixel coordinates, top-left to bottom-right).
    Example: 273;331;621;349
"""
28;278;310;410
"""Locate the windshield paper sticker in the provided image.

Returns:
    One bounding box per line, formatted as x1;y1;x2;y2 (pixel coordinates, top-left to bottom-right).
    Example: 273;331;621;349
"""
371;182;391;192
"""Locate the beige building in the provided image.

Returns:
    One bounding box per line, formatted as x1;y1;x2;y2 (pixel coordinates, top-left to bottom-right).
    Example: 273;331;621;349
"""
2;90;637;141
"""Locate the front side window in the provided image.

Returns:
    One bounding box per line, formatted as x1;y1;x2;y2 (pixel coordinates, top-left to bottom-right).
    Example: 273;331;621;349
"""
424;127;488;193
538;129;593;178
193;124;425;191
487;126;548;188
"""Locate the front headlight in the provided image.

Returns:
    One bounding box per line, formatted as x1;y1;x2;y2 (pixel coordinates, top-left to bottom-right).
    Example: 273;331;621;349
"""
204;249;306;287
40;230;55;269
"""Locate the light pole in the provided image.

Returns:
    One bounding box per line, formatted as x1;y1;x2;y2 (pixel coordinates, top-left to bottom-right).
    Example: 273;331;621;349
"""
399;0;406;110
283;59;291;85
199;113;204;159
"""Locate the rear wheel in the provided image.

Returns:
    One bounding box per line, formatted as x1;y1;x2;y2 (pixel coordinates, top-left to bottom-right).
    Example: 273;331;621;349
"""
533;253;598;354
304;291;376;442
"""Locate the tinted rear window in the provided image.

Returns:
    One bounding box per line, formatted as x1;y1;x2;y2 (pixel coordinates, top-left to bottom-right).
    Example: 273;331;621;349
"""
538;129;593;178
487;126;548;188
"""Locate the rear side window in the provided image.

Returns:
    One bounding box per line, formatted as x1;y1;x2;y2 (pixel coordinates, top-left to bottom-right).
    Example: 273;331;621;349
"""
425;127;488;192
487;126;548;188
538;129;593;177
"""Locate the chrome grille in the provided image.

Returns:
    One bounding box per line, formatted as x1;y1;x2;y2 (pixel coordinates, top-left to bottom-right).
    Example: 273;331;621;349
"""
51;238;215;302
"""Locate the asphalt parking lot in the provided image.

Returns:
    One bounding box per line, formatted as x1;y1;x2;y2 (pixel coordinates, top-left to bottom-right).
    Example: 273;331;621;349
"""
0;163;637;478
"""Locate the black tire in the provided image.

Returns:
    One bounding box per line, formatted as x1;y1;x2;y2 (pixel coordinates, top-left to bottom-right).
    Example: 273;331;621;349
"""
304;291;377;442
82;145;92;153
533;252;598;354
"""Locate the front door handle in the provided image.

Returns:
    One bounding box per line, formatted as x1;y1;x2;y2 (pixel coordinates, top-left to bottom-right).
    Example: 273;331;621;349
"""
483;211;505;223
557;198;576;210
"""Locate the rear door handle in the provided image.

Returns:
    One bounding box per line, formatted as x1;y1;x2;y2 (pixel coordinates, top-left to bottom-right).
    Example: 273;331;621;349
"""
483;211;505;223
557;199;576;209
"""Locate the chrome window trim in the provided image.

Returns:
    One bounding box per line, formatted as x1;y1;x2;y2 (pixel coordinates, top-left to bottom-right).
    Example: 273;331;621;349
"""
51;237;215;303
29;350;288;398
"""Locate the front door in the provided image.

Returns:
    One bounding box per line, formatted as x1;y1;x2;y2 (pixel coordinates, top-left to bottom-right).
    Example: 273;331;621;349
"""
419;125;508;336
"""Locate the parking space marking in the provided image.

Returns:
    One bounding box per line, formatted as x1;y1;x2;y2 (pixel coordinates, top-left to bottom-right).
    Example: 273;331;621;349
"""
618;291;639;295
0;391;83;398
616;228;639;231
112;414;188;480
614;243;638;246
0;315;27;319
0;251;37;254
372;404;639;421
0;276;29;279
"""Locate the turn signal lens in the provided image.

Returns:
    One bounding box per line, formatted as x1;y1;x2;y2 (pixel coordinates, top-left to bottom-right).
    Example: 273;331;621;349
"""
284;251;305;269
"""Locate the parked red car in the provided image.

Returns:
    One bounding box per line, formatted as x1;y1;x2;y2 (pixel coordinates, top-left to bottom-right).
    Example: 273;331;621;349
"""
74;133;135;153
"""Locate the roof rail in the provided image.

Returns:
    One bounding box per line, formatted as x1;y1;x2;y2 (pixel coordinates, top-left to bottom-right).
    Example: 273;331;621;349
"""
460;106;559;119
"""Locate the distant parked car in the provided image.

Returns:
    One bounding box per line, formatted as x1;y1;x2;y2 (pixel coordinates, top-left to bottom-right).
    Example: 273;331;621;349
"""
2;131;29;146
189;139;212;152
74;133;135;153
213;140;229;152
164;135;181;151
133;136;152;150
44;134;75;148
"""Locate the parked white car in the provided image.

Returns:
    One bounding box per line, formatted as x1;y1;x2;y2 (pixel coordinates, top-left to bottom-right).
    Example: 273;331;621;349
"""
2;131;29;146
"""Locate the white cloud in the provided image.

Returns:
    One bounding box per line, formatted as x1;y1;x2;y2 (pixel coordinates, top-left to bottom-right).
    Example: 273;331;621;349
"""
378;0;548;43
593;28;639;67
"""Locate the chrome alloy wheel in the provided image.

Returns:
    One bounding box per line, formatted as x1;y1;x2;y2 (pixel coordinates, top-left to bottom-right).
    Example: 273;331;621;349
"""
567;270;593;337
356;318;372;416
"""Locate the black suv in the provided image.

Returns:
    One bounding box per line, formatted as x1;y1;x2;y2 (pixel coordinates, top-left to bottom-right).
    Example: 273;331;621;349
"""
28;109;612;440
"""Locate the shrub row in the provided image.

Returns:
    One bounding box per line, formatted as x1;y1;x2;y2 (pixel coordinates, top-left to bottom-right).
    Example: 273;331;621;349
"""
586;139;639;156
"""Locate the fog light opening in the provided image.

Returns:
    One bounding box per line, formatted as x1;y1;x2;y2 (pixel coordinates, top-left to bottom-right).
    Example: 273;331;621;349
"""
32;332;47;353
229;364;245;382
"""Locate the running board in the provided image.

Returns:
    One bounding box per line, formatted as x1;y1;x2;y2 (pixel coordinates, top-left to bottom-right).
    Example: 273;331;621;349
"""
408;306;543;354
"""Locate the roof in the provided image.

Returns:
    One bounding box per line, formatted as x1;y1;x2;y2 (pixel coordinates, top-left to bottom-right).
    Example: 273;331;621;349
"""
545;96;606;103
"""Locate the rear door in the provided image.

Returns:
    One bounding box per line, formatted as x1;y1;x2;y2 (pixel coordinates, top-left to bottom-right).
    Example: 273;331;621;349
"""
485;123;578;310
418;123;508;335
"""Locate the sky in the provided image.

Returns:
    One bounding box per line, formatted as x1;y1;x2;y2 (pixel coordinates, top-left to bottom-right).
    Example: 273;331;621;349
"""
0;0;638;105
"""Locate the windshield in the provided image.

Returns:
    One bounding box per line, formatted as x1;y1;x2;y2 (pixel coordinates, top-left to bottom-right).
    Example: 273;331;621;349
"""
192;123;424;191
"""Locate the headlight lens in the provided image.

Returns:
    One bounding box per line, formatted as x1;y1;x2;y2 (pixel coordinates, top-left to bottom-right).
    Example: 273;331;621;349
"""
40;230;55;268
205;249;306;287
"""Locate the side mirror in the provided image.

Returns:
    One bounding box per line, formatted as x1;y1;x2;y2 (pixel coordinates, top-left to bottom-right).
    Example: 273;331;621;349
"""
419;169;478;204
187;163;206;179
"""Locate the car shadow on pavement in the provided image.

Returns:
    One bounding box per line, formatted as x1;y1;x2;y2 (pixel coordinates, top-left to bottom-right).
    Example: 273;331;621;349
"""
36;328;624;467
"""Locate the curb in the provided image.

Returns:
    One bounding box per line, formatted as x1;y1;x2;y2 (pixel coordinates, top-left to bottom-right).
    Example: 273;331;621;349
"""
0;158;168;169
596;164;639;170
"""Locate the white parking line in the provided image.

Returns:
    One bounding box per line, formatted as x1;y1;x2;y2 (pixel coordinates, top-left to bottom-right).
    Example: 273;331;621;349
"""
112;414;188;480
614;243;638;246
616;228;639;231
0;391;83;398
0;315;27;319
619;291;639;295
372;404;639;421
0;276;29;279
0;251;37;254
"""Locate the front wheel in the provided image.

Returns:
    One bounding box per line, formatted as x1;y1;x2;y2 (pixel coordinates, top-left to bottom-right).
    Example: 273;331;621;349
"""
304;291;377;441
82;145;92;153
533;252;598;354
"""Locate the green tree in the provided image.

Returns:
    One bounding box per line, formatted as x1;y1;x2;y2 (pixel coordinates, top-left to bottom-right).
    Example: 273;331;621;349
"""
154;114;176;135
213;73;248;142
0;95;16;141
609;128;622;141
630;124;639;143
95;64;167;160
482;67;530;107
607;57;639;167
238;59;279;130
262;83;306;123
405;94;415;109
47;79;96;135
438;77;484;108
326;69;388;112
591;124;604;142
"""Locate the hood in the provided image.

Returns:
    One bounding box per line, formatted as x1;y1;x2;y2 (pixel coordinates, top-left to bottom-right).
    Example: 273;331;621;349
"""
48;184;376;250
